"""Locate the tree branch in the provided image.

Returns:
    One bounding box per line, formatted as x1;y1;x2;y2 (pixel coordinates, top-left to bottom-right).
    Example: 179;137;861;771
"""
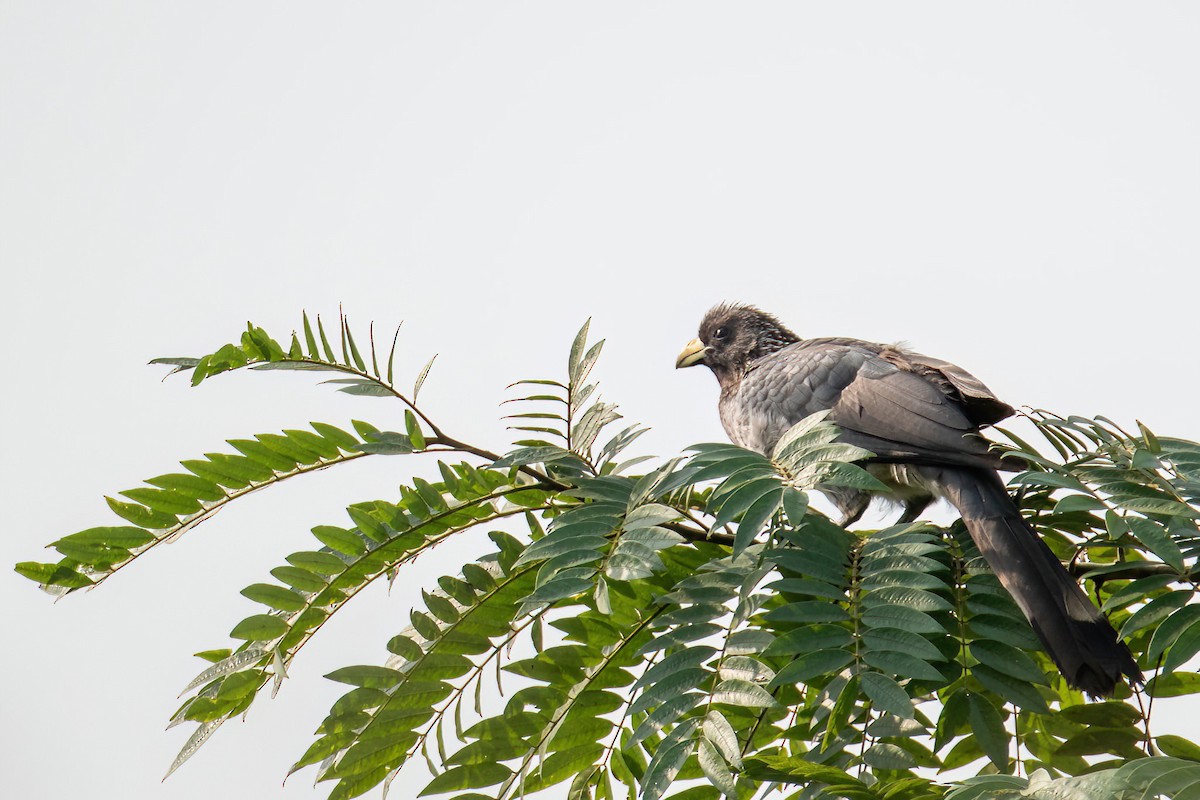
1071;562;1190;583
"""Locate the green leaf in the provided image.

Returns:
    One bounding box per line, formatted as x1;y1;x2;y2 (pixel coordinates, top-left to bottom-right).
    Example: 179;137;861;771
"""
14;561;94;590
493;445;579;469
286;550;348;575
1119;496;1198;518
271;566;326;593
1010;470;1090;493
862;650;945;682
1055;726;1142;758
766;601;851;625
301;311;319;358
771;411;837;460
1101;572;1176;612
863;586;953;613
255;433;321;465
967;692;1009;770
734;486;783;554
240;584;306;612
1164;618;1200;673
782;487;809;527
352;431;415;455
861;605;945;634
640;737;696;800
419;763;513;796
1126;517;1187;572
227;438;297;472
967;614;1040;650
744;755;868;789
311;526;367;556
1147;672;1200;697
343;320;367;372
624;503;682;529
104;497;177;529
815;461;890;492
711;678;778;708
635;648;718;690
1121;590;1193;638
718;655;775;684
413;354;437;401
862;742;916;770
1148;604;1200;663
702;711;743;769
935;689;970;751
860;671;915;720
568;320;592;382
1052;494;1107;514
52;526;155;550
324;666;403;690
764;625;854;657
1157;735;1200;762
229;615;288;641
969;640;1047;684
1059;700;1142;728
144;473;225;502
771;649;854;686
766;577;846;601
697;738;737;797
864;629;946;663
405;410;427;450
311;422;361;451
971;664;1049;713
711;476;781;531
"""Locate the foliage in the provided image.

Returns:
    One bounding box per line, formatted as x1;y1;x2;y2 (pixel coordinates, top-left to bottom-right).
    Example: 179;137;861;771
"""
18;312;1200;800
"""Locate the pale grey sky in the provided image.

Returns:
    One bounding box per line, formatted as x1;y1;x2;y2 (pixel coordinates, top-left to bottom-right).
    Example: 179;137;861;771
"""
3;3;1199;799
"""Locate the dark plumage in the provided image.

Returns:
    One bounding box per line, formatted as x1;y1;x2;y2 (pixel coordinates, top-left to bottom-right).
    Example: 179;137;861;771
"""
677;303;1141;697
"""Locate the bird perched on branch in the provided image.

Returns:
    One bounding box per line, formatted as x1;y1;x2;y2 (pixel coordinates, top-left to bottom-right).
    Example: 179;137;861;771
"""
676;302;1141;697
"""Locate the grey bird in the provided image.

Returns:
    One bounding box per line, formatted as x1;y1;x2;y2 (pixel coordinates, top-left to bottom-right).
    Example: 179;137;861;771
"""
676;302;1141;697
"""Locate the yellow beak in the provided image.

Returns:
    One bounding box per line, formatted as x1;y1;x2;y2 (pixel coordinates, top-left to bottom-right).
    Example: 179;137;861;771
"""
675;338;710;369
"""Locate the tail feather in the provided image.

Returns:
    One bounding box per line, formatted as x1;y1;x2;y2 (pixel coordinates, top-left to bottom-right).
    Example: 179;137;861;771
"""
922;466;1142;697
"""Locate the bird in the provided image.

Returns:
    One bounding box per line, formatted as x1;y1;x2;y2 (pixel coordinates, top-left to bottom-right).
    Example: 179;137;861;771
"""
675;302;1141;697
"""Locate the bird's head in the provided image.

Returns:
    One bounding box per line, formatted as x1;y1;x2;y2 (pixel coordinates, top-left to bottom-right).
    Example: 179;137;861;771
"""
676;304;800;385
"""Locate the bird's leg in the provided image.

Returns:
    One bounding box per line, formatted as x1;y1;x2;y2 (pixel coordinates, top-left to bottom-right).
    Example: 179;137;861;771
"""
897;495;934;524
836;508;866;528
826;488;870;528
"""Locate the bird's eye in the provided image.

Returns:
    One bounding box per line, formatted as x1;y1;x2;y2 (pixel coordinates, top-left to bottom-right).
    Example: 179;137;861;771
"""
713;326;728;340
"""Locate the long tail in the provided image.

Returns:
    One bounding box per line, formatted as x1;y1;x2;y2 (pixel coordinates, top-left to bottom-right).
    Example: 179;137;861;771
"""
921;465;1142;697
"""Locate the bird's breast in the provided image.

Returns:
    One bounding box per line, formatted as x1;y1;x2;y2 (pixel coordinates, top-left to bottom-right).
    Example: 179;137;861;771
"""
719;385;789;454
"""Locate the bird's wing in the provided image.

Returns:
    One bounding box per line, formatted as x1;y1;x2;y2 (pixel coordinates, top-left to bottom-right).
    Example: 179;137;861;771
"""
734;341;1001;466
880;349;1015;427
832;359;995;461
